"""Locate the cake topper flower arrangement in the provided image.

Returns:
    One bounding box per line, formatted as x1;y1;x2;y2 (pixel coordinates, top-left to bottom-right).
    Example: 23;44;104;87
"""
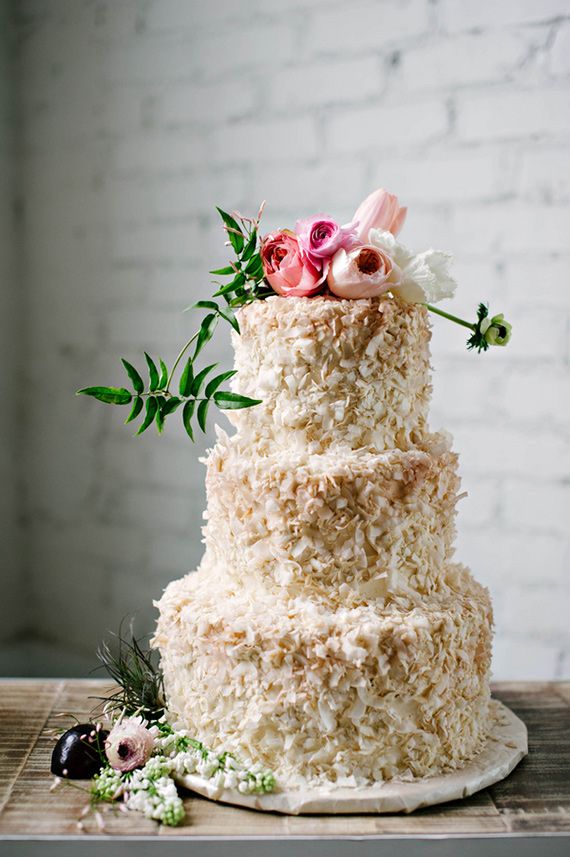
78;188;512;440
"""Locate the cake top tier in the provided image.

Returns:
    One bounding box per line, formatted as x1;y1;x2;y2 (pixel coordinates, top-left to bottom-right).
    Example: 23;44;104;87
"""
228;295;432;453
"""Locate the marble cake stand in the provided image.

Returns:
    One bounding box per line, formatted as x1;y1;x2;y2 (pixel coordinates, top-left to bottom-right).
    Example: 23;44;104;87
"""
176;699;527;815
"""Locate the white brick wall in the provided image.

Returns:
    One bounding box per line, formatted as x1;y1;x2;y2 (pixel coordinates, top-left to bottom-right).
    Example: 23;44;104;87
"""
0;0;24;661
6;0;570;679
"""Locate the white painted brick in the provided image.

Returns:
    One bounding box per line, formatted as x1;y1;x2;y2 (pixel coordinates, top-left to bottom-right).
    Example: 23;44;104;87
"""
450;258;508;302
11;0;570;682
456;527;568;589
429;313;479;360
268;57;383;110
145;0;232;31
105;36;198;84
457;89;570;142
431;361;505;423
32;557;111;653
502;367;570;427
114;488;193;534
399;207;452;253
500;203;570;253
193;24;295;78
310;0;430;54
158;80;256;125
398;31;532;91
148;169;247;219
370;150;505;203
251;159;364;213
107;307;184;348
450;203;570;256
98;267;152;307
499;531;568;586
504;479;570;533
453;425;570;480
454;528;505;587
102;85;150;134
455;477;502;527
440;0;570;32
148;531;202;577
31;519;149;569
502;306;567;362
503;256;570;308
492;638;563;681
505;586;570;643
144;265;206;310
112;132;208;173
111;222;204;264
0;0;21;645
212;116;319;163
519;148;570;202
327;99;448;153
550;21;570;76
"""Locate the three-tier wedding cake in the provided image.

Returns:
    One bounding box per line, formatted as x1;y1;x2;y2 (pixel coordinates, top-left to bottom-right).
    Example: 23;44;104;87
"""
154;293;493;788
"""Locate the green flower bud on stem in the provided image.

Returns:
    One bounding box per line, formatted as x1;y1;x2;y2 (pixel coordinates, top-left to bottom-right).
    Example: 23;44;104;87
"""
481;313;512;347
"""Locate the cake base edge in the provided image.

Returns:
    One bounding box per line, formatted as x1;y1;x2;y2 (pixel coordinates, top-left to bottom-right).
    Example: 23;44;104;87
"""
174;699;526;816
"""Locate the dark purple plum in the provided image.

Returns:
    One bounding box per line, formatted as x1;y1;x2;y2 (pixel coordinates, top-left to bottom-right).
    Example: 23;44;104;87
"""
51;723;109;779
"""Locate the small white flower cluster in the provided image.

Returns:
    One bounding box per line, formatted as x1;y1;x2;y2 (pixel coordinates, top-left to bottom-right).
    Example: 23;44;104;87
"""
155;724;276;795
125;765;184;827
89;721;276;828
91;767;124;802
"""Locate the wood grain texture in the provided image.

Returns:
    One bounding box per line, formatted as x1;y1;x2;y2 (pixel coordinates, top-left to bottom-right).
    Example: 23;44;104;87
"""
0;680;568;839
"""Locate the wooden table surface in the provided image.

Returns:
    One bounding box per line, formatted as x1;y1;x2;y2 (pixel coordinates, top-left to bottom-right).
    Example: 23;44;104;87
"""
1;679;569;856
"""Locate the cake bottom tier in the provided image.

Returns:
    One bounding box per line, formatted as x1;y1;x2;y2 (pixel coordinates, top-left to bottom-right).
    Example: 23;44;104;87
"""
153;565;493;788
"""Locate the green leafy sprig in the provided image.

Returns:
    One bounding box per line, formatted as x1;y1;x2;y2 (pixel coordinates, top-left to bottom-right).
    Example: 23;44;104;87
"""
425;301;512;353
77;205;270;440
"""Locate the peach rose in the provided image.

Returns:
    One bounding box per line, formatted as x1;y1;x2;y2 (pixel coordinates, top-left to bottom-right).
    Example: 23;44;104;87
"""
327;245;401;299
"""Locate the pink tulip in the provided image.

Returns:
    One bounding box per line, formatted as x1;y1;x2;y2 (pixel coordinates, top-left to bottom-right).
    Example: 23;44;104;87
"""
260;230;323;297
327;245;401;299
295;215;359;281
352;188;407;242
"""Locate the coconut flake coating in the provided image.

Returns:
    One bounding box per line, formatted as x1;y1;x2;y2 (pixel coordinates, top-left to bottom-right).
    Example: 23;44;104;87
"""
155;564;492;786
228;295;431;453
154;294;494;787
205;429;460;604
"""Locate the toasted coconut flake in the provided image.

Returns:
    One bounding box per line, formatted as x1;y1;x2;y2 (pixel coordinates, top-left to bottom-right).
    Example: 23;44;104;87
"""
153;295;494;788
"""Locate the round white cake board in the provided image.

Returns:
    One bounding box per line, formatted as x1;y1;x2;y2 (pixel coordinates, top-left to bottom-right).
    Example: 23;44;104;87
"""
176;700;527;815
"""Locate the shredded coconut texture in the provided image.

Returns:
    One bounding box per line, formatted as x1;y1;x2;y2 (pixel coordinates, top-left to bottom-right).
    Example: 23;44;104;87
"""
227;295;432;454
154;294;494;788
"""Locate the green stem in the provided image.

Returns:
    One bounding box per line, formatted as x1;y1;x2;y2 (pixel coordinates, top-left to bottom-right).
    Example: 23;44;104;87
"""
165;332;199;392
424;303;476;331
141;392;209;403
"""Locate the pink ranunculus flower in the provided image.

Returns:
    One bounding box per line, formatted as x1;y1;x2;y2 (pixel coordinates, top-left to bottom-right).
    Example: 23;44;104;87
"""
295;215;360;281
260;229;322;297
353;188;407;242
327;245;401;299
105;717;155;773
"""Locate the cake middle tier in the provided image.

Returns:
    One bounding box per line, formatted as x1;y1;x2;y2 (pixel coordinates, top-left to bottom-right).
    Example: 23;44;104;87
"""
204;432;460;602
